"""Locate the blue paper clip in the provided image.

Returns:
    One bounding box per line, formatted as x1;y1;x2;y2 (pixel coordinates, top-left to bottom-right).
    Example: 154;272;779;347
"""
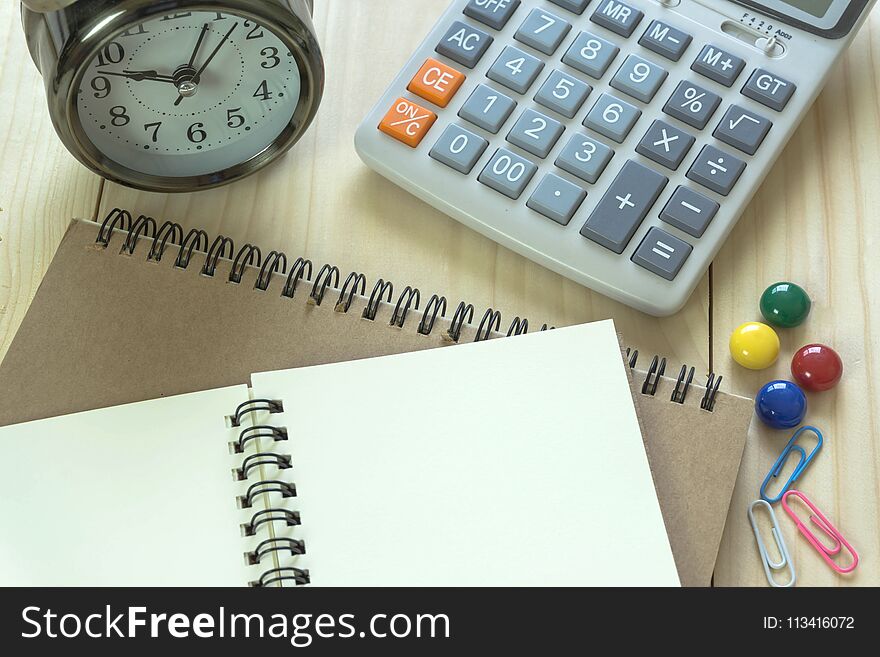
760;425;823;504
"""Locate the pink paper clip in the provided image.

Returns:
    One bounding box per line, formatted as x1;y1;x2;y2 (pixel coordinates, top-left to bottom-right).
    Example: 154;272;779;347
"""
781;490;859;574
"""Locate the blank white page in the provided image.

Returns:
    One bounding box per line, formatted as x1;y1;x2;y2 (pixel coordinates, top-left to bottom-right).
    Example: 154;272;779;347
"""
251;320;680;586
0;385;255;586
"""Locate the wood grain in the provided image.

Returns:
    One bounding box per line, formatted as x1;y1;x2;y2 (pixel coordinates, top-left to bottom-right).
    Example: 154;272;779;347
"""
96;0;710;371
0;2;102;358
714;14;880;586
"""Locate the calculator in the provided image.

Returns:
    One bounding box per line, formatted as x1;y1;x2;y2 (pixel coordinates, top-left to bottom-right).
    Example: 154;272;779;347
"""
355;0;875;315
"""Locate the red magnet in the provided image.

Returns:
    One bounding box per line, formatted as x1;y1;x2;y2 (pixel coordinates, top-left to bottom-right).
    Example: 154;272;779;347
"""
791;344;843;392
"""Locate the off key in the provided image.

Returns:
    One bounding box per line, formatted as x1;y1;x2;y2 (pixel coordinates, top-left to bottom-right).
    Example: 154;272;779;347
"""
378;97;438;148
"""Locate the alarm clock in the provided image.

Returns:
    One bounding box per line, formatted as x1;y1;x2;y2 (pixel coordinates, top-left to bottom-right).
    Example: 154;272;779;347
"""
21;0;324;192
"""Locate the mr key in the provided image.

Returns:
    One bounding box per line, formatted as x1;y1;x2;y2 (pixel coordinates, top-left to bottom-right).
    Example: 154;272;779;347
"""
356;0;876;315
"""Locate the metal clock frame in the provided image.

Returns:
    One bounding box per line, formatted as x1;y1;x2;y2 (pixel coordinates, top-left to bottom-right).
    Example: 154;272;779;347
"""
22;0;324;192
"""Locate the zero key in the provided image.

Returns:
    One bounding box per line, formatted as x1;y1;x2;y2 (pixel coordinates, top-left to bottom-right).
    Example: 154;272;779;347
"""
378;97;438;148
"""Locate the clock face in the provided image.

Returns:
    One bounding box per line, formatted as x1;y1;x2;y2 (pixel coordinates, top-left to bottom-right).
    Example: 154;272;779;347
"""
76;10;302;180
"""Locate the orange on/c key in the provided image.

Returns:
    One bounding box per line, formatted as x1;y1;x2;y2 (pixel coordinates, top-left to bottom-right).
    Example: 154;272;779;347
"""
407;58;466;108
378;97;437;148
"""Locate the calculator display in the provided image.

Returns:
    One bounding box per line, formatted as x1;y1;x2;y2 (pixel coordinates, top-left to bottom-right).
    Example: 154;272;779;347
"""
776;0;834;18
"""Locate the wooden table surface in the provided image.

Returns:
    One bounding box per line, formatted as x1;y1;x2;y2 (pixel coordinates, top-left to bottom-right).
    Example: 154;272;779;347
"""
1;1;877;586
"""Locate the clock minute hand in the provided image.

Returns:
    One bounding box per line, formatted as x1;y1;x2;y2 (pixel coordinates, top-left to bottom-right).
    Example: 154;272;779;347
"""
174;22;238;107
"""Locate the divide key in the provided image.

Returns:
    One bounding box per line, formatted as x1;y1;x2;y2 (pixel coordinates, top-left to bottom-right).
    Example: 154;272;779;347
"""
580;160;667;253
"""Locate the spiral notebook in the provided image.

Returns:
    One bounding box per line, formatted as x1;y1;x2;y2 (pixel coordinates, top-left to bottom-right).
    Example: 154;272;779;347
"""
0;210;752;586
0;322;682;587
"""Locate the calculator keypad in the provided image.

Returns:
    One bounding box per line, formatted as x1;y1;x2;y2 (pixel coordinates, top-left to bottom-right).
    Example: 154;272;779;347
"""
691;45;745;87
581;160;667;253
555;133;614;184
479;148;538;198
527;173;587;225
713;105;772;156
638;20;692;62
584;93;641;143
508;108;565;158
562;31;619;80
363;0;807;302
487;46;545;94
610;54;668;103
436;21;494;69
463;0;521;30
686;145;745;196
590;0;644;38
534;69;592;118
636;120;695;171
430;124;489;174
459;84;517;133
514;8;572;55
663;81;721;130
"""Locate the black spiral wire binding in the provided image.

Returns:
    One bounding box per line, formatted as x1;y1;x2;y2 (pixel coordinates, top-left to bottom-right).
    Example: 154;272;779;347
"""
418;295;447;335
175;228;209;269
96;208;132;246
391;287;420;327
447;302;474;342
230;399;284;427
231;398;308;588
235;452;292;481
232;425;289;454
203;235;235;277
671;365;695;404
255;251;288;291
476;309;502;342
336;272;367;313
149;221;184;262
281;258;313;299
626;350;723;412
701;373;723;412
229;245;262;284
507;317;529;336
363;279;393;321
246;538;306;566
123;215;157;254
310;264;339;306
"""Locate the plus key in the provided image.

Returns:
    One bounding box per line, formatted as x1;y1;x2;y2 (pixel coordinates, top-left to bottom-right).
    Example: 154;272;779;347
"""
580;160;668;254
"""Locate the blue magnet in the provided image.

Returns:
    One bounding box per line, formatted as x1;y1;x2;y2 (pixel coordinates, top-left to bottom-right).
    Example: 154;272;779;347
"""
755;380;807;429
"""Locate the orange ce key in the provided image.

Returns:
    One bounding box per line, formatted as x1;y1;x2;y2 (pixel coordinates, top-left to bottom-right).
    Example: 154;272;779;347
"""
378;97;437;148
407;58;466;108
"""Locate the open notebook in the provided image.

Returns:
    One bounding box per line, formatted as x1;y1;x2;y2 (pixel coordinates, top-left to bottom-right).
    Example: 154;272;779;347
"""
0;211;752;585
0;322;680;587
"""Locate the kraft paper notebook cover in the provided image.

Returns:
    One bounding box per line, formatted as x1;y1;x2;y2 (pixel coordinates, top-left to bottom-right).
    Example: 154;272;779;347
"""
0;322;681;587
0;211;752;586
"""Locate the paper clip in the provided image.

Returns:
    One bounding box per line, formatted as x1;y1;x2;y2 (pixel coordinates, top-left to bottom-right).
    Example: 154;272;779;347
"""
760;425;823;503
782;490;859;574
748;500;796;587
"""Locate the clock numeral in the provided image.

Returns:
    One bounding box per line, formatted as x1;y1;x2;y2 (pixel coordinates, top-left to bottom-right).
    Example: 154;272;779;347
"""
160;12;192;21
253;80;273;101
118;23;148;38
90;76;111;99
109;106;130;127
244;20;264;40
187;122;208;143
97;42;125;67
226;108;246;129
144;122;162;143
260;47;280;70
213;12;227;21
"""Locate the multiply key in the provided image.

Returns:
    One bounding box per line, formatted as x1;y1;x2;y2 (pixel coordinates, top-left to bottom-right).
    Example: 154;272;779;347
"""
580;160;668;253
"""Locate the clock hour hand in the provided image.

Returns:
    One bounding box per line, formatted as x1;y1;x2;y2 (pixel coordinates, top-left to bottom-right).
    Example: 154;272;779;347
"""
98;69;177;84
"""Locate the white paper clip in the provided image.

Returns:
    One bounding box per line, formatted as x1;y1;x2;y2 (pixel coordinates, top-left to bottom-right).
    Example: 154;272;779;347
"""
748;499;796;588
